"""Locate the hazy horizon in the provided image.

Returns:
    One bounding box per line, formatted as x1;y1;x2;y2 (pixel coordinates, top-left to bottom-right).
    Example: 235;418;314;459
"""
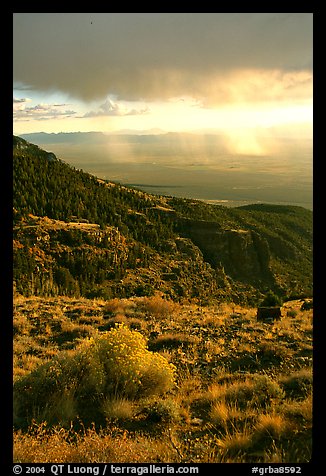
19;130;313;210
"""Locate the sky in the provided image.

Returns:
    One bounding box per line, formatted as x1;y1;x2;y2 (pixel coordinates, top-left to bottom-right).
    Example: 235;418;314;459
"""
13;13;313;145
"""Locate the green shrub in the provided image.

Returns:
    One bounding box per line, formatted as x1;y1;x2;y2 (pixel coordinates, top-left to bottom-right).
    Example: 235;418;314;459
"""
250;375;285;408
287;310;298;318
223;375;285;410
279;369;313;399
14;324;176;428
142;398;181;424
260;291;282;307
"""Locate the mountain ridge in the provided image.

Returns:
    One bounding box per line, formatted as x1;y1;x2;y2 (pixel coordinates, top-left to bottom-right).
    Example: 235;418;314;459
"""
13;135;312;304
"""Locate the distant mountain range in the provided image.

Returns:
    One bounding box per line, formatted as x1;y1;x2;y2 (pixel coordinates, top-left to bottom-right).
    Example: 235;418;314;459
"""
19;130;228;146
13;135;312;304
19;129;218;140
17;131;313;211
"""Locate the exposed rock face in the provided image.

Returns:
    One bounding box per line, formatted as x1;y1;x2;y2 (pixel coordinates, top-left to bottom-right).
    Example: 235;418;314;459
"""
178;219;273;284
257;307;282;322
175;237;203;261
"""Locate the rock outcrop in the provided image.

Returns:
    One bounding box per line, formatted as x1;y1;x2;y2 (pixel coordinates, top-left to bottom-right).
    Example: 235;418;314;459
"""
178;218;273;285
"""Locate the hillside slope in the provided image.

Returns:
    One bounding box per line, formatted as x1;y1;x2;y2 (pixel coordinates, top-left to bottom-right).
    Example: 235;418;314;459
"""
13;136;312;304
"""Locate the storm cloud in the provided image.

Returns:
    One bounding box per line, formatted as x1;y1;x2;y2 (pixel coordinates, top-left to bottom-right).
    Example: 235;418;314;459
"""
13;13;313;104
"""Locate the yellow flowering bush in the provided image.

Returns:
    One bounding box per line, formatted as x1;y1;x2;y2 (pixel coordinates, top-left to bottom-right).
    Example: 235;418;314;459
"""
14;324;176;427
92;324;176;397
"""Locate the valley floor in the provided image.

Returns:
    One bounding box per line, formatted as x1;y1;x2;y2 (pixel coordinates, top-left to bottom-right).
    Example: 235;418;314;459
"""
13;295;313;463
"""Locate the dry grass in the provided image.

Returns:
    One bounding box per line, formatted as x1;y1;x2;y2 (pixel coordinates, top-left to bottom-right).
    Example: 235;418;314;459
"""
13;295;313;463
278;368;313;399
216;429;253;459
14;424;180;463
209;401;242;429
254;413;289;440
102;397;136;422
138;295;178;319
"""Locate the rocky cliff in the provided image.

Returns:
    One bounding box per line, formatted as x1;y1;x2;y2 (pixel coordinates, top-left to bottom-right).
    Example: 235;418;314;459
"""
177;218;274;285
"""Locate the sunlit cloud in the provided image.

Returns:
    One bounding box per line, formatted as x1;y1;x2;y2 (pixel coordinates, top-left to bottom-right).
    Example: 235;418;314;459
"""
13;97;32;104
13;99;76;121
82;97;150;118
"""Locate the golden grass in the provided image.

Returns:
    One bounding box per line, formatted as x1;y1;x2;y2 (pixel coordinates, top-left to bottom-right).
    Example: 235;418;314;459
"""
280;394;312;423
139;295;178;319
216;429;253;458
102;397;136;422
210;401;232;428
13;295;313;463
254;413;289;440
14;425;182;463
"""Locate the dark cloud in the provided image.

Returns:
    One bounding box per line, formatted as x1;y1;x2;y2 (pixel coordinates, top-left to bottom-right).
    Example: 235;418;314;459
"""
13;13;313;103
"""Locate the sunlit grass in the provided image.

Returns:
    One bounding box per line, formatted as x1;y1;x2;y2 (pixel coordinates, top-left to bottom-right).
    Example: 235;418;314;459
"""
14;424;180;463
13;295;312;463
102;397;136;422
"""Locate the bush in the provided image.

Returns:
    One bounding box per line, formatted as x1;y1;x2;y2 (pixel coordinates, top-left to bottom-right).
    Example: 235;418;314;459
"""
279;369;313;400
209;401;237;428
140;295;176;319
14;324;176;428
216;375;285;410
260;291;282;307
287;310;298;318
250;375;285;407
94;324;176;398
142;398;181;424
